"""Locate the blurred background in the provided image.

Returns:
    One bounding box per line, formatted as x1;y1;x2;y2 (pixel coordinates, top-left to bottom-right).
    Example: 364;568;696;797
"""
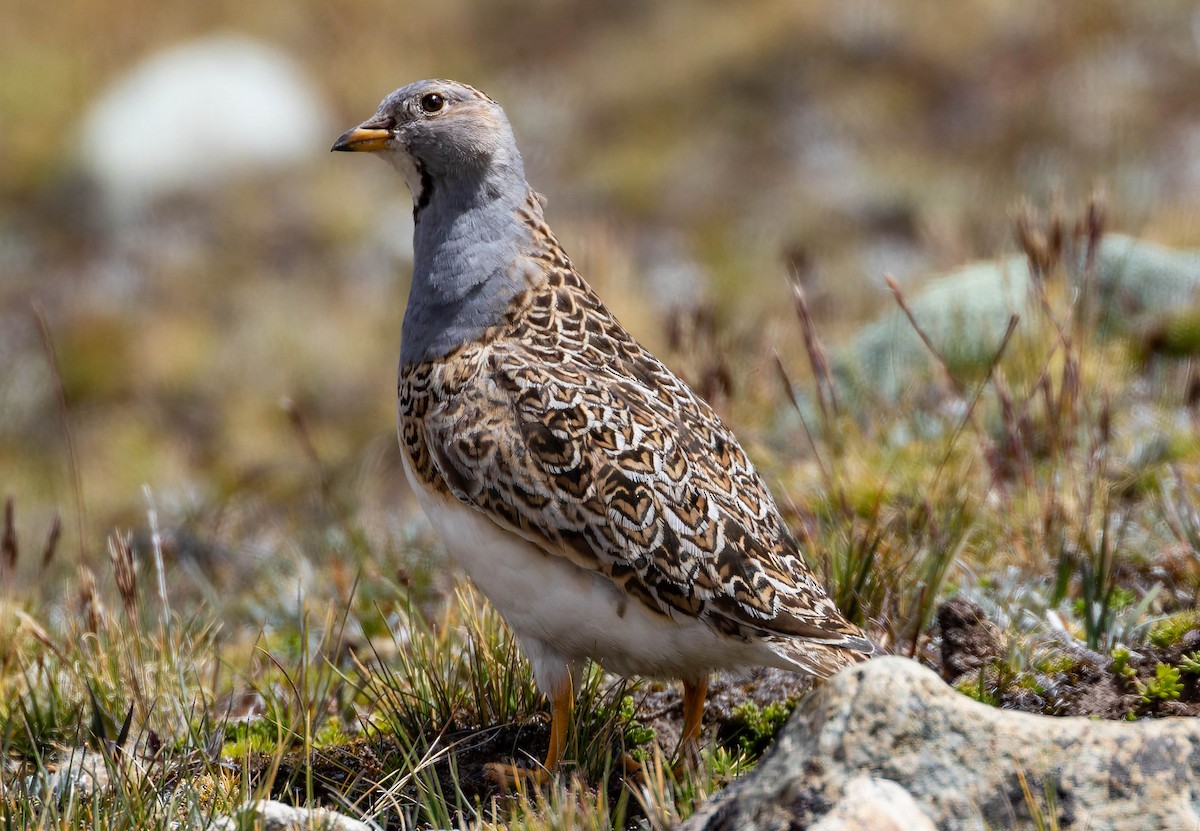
3;0;1200;605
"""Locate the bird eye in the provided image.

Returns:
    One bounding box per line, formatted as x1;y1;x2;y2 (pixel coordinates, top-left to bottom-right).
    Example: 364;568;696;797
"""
420;93;445;114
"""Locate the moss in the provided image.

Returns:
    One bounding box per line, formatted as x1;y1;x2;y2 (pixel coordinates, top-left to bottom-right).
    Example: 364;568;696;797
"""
1034;653;1079;676
1148;610;1200;649
315;720;352;746
954;674;1000;707
221;719;285;757
1016;673;1046;695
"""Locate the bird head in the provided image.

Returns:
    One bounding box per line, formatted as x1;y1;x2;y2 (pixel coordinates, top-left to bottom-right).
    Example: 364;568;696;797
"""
332;79;523;209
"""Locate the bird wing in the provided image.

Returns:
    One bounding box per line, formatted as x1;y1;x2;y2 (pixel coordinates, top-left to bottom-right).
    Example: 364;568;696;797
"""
399;269;870;655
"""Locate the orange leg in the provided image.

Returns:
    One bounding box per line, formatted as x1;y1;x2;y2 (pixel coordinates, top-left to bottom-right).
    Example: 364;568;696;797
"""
485;672;575;790
680;676;709;754
543;676;575;771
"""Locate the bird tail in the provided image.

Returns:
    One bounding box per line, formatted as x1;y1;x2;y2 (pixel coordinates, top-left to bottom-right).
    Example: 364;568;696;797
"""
764;633;876;679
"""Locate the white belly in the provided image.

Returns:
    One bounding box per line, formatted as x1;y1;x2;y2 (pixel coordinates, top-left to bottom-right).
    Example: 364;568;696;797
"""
400;452;783;683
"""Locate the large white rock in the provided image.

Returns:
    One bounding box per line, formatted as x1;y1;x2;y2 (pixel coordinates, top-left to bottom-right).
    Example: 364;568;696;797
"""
80;34;330;214
682;656;1200;831
210;799;378;831
809;776;937;831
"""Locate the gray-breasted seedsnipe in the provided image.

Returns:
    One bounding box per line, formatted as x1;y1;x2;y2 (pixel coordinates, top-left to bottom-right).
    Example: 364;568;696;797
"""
333;79;873;777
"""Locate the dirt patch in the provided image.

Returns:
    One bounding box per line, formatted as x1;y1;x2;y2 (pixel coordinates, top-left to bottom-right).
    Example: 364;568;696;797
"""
937;597;1006;682
933;599;1200;719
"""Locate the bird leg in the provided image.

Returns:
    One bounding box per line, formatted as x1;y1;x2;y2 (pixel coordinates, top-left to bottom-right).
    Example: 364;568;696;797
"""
485;673;574;790
679;676;709;761
543;676;575;771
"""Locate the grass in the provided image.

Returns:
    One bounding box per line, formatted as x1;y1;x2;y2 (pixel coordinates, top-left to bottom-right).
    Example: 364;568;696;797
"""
0;531;723;829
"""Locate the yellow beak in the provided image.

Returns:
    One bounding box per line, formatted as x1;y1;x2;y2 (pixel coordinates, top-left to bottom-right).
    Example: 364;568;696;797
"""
331;123;392;153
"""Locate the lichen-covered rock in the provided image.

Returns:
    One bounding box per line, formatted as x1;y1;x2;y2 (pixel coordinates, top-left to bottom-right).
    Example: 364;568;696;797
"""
681;656;1200;831
831;234;1200;402
19;749;149;804
23;751;112;802
808;776;937;831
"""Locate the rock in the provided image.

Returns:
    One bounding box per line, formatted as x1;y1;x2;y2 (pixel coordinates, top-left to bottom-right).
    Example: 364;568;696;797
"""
808;776;936;831
24;750;112;802
681;656;1200;831
20;749;147;803
830;234;1200;403
209;799;378;831
79;34;331;216
936;597;1006;683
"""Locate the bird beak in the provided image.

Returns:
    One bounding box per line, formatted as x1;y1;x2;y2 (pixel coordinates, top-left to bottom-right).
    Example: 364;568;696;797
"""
331;118;393;153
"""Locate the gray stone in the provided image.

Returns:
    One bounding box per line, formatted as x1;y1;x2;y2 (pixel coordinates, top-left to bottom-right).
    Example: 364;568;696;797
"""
808;776;937;831
19;749;148;804
23;750;111;802
831;234;1200;403
209;799;378;831
681;656;1200;831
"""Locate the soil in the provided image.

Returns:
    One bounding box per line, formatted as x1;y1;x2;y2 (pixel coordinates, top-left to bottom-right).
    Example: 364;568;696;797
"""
933;597;1200;719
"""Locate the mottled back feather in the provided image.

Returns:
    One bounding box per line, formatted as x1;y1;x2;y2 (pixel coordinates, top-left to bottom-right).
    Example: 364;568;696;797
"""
399;192;872;676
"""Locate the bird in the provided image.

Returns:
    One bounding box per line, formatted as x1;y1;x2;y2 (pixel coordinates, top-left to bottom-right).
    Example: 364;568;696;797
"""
332;79;873;779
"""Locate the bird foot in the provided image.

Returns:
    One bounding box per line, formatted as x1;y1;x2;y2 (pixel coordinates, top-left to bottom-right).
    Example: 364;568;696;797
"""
483;761;551;792
620;751;643;775
670;748;701;779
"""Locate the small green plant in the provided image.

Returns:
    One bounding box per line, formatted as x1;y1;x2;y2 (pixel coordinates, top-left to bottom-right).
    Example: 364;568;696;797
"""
955;670;1000;707
1110;646;1136;683
357;584;543;744
1111;646;1146;718
618;694;656;757
1034;653;1078;676
1072;585;1134;619
703;745;754;779
726;700;793;757
1113;649;1188;711
1077;500;1129;653
565;669;649;781
1141;663;1184;703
